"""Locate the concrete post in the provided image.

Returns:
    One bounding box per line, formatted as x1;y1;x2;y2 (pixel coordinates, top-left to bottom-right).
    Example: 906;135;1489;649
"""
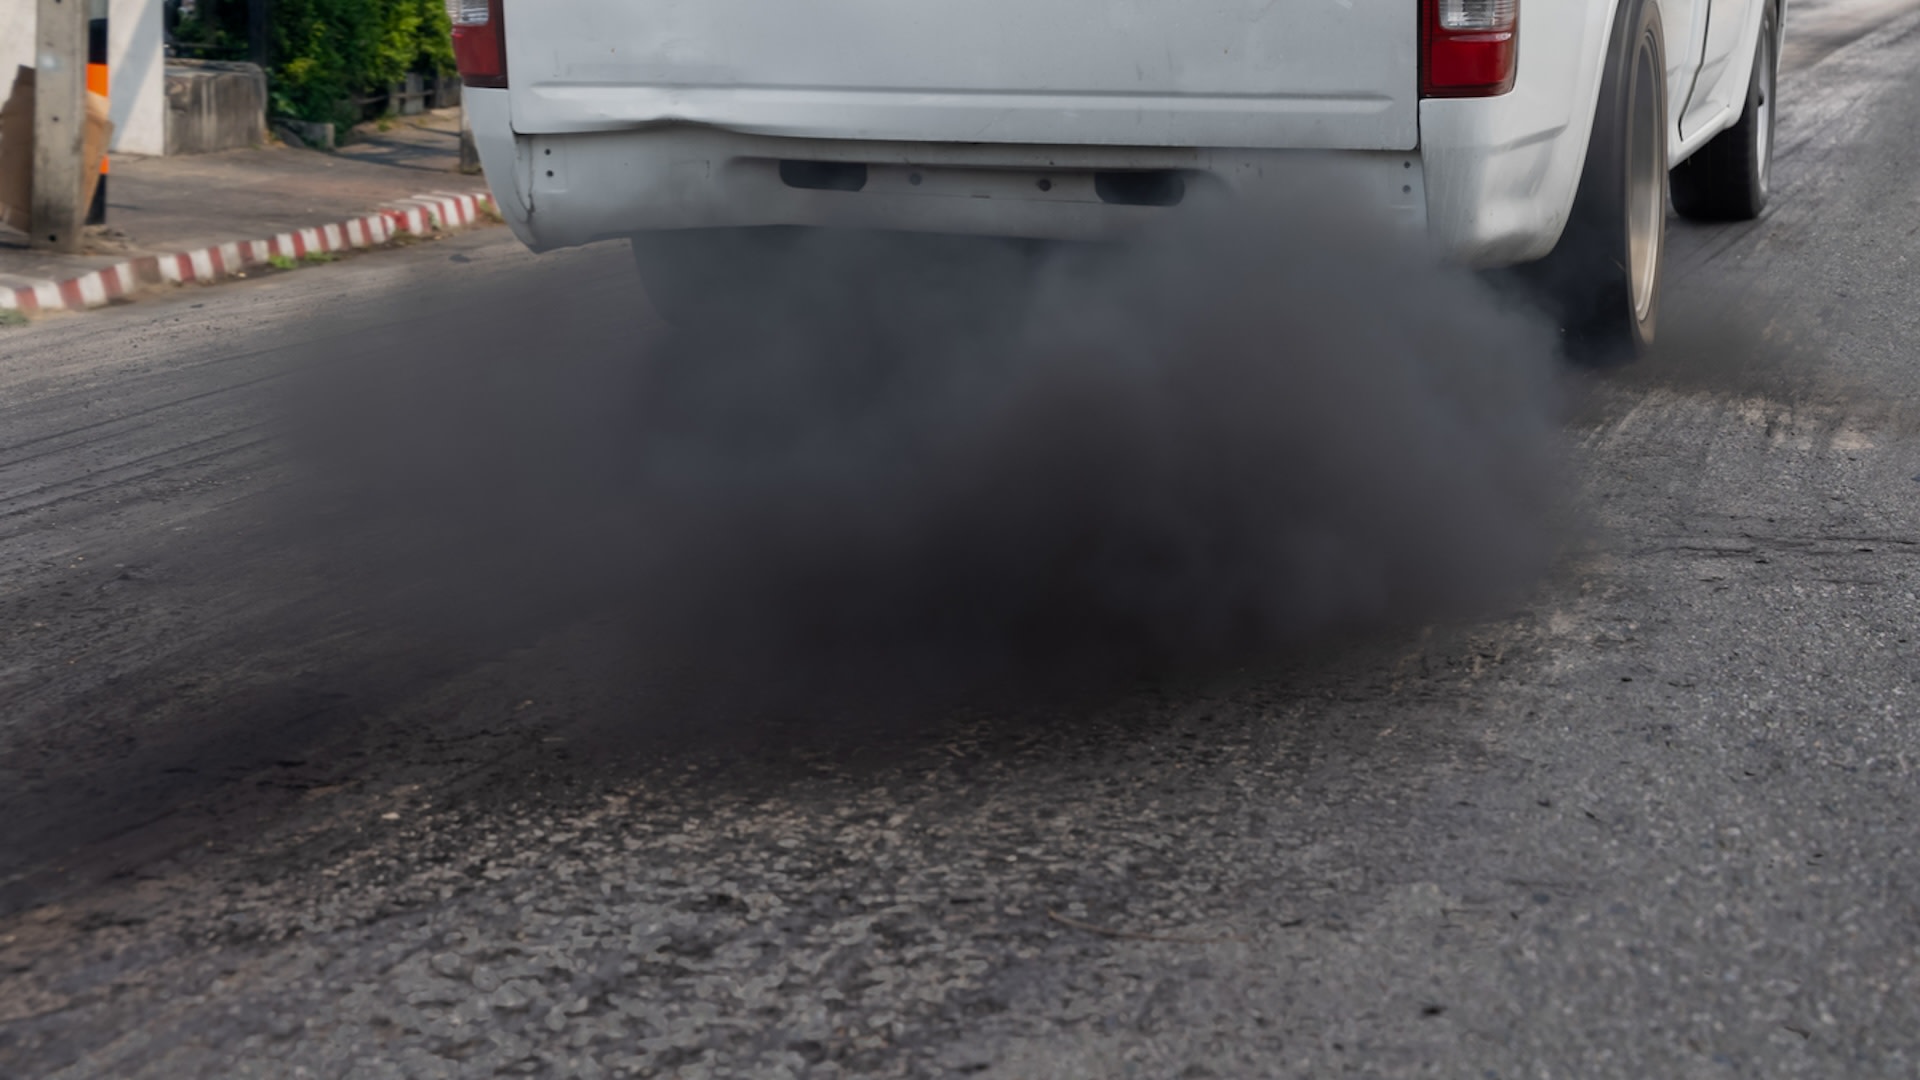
31;0;88;251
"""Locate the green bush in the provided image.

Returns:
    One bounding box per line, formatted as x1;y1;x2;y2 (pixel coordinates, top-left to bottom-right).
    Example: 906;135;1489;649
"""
268;0;454;134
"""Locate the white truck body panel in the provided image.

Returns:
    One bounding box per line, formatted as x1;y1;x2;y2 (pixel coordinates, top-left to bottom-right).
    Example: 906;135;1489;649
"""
1680;0;1772;141
504;0;1419;151
470;0;1777;268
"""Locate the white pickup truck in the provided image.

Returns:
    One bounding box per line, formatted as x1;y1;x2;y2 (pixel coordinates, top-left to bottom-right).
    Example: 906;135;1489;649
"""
449;0;1782;355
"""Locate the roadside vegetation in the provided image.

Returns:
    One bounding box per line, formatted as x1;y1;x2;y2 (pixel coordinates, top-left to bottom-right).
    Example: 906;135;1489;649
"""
169;0;455;138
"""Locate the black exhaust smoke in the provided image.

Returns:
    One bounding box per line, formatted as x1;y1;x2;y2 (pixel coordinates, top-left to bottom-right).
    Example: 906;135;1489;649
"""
287;192;1567;726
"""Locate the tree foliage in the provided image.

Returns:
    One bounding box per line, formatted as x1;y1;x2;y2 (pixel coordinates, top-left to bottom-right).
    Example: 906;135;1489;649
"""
267;0;455;131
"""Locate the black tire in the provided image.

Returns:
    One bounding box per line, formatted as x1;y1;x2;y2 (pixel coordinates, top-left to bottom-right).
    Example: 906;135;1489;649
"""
1529;0;1669;363
1670;1;1778;220
630;227;804;328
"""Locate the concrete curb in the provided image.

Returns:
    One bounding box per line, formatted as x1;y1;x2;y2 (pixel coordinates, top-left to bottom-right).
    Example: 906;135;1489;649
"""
0;191;496;316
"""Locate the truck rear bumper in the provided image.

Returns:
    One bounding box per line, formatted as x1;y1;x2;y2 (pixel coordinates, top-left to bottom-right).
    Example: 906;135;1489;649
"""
470;86;1575;267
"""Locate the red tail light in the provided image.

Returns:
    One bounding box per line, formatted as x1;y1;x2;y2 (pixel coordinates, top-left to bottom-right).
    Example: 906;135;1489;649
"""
1422;0;1518;97
448;0;507;89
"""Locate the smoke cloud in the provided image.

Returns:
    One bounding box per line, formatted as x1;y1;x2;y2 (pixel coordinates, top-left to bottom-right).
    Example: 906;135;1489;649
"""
287;187;1568;726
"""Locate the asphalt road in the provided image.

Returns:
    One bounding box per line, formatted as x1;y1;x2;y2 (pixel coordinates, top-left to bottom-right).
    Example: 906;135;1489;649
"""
4;5;1920;1077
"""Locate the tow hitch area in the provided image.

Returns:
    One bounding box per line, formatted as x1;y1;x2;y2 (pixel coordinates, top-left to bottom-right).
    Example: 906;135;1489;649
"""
778;160;1194;207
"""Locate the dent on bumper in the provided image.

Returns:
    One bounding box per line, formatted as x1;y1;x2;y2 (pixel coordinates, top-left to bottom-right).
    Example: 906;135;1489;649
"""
473;117;1431;252
468;88;535;247
1421;103;1577;267
473;90;1587;268
1412;0;1611;269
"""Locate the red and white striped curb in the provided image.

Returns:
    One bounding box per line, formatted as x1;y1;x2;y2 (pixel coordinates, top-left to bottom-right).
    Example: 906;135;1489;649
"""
1;191;495;316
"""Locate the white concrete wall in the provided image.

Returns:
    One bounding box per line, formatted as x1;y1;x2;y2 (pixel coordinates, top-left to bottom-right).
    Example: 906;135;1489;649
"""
108;0;164;155
0;0;37;177
0;1;32;102
0;0;167;157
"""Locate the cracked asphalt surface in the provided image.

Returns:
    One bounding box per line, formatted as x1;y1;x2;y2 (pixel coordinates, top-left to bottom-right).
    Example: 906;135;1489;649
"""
4;3;1920;1076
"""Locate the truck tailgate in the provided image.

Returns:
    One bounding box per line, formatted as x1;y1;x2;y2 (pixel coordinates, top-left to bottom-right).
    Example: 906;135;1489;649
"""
504;0;1418;151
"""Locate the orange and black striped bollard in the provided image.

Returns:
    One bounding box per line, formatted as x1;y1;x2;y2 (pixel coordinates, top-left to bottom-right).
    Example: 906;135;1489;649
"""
85;8;107;226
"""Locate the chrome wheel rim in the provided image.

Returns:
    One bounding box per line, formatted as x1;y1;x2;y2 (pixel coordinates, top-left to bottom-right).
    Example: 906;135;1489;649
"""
1755;18;1776;197
1626;33;1664;324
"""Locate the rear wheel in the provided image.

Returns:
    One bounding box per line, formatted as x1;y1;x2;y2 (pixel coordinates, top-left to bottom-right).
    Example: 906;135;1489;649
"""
1670;1;1778;220
1530;0;1669;362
